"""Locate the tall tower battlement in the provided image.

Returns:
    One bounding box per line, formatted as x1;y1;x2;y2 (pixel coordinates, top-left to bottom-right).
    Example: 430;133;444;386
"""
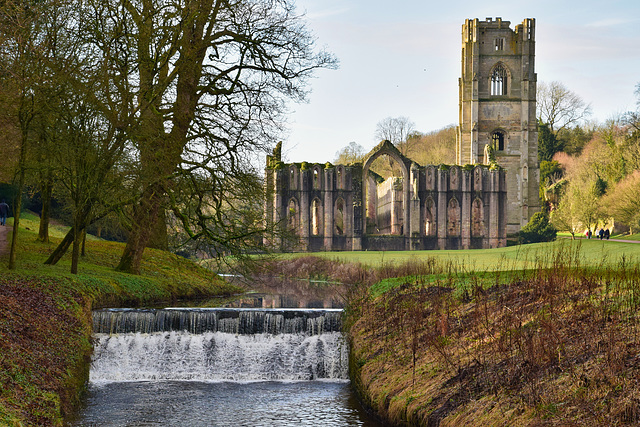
457;17;539;234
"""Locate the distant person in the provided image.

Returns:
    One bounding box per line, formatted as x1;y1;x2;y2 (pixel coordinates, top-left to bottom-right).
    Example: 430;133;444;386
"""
598;228;604;240
588;229;592;239
604;228;610;240
0;199;8;226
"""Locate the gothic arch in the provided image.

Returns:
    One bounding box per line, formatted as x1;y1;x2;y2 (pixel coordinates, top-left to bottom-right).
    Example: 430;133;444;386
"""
472;197;485;237
287;198;299;231
447;197;461;236
311;197;323;236
424;196;436;236
289;165;298;190
489;128;509;152
334;197;345;235
489;62;511;96
336;166;345;190
312;166;322;190
362;140;410;237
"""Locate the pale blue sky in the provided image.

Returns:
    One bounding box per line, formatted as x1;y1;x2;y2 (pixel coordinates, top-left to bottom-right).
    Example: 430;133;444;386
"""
280;0;640;163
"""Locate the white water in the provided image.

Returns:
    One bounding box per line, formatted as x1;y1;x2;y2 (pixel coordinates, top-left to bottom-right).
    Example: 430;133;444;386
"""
91;330;349;383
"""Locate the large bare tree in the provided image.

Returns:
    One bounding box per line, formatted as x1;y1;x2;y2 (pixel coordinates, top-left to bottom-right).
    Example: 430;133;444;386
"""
537;81;592;134
70;0;337;273
374;116;416;156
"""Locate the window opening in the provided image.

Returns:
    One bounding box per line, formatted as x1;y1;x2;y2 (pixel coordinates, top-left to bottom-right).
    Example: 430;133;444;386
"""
472;198;484;237
494;38;504;51
311;199;321;235
288;199;297;230
447;198;461;236
491;131;505;151
290;168;296;190
335;198;344;235
313;169;319;189
491;64;507;96
425;198;435;236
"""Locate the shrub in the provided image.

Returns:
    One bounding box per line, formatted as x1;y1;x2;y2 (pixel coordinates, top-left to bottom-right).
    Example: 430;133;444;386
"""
519;211;557;243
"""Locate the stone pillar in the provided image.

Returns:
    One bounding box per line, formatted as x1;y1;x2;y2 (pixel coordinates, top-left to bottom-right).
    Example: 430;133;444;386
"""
323;168;333;251
461;169;471;249
437;169;448;250
271;169;284;249
489;169;500;248
299;169;310;251
409;164;421;250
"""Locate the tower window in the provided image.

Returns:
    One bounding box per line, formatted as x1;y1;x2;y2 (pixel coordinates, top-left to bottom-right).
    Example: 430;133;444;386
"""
490;64;508;96
491;131;505;151
494;38;504;51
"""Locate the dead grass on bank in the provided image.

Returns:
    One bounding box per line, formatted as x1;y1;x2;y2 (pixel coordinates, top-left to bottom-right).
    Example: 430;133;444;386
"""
251;254;444;286
346;245;640;426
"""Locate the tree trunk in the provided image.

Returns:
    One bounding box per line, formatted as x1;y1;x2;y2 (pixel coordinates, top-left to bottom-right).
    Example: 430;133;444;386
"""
71;224;80;274
81;228;86;257
44;227;75;265
116;184;163;274
38;176;53;243
147;208;168;250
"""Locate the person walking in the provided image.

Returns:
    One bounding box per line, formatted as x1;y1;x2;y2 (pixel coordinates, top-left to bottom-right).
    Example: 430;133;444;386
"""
0;199;9;226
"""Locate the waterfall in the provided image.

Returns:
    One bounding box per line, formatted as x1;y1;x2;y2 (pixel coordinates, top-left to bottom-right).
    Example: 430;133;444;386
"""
91;308;348;383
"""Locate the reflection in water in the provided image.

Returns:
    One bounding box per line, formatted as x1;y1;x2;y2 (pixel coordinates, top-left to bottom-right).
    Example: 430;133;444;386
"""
221;276;348;309
73;381;381;426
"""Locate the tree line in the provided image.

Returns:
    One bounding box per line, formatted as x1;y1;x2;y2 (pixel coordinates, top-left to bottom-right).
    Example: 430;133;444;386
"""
536;82;640;238
332;80;640;239
0;0;336;274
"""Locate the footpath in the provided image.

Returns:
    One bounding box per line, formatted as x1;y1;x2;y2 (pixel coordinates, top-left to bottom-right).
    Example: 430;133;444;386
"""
0;225;7;257
562;235;640;244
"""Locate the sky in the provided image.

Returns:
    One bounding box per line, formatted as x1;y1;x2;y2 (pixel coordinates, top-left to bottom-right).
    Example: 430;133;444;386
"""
278;0;640;163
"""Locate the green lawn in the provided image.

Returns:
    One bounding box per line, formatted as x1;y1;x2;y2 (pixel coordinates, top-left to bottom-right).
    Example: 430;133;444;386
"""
279;239;640;272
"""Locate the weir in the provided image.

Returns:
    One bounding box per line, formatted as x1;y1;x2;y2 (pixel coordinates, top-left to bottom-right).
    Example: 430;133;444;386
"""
90;308;348;382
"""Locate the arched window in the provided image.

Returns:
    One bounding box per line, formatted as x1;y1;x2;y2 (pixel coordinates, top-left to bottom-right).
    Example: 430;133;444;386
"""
472;198;484;237
287;199;298;231
313;168;320;190
447;198;461;236
311;198;322;235
289;166;297;190
425;197;436;236
491;64;508;96
335;198;345;235
491;131;505;151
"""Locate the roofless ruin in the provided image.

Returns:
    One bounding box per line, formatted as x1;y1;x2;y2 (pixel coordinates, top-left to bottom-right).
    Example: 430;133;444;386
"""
264;18;540;251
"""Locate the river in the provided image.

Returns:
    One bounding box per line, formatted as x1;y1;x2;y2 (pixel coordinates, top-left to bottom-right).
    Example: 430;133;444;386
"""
70;279;381;426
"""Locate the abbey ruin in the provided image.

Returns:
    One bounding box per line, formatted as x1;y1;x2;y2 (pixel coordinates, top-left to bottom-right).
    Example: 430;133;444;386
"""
264;18;539;251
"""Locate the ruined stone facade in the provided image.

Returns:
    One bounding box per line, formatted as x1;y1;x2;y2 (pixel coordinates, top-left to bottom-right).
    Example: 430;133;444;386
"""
263;17;541;251
457;17;540;233
264;141;507;251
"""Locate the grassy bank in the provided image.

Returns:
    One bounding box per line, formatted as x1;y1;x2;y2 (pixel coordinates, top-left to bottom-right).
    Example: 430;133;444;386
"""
344;244;640;425
0;218;240;426
273;238;640;272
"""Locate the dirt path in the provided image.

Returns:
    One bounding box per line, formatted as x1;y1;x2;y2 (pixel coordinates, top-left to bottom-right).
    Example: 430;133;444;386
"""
0;224;8;258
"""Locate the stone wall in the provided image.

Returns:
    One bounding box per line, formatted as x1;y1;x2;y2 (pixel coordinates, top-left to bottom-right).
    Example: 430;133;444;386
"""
264;140;508;252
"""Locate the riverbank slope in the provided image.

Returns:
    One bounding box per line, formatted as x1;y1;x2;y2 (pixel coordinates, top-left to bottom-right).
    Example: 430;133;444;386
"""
345;247;640;425
0;222;240;426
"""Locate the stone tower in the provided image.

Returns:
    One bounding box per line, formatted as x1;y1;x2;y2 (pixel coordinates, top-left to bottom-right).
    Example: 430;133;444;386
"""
457;17;539;234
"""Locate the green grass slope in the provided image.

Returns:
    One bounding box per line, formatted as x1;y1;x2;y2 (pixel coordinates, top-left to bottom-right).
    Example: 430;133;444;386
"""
0;216;240;426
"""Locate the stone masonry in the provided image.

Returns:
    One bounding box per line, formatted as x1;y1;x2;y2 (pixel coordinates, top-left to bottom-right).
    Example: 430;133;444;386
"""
264;141;507;251
457;17;540;233
263;17;539;251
